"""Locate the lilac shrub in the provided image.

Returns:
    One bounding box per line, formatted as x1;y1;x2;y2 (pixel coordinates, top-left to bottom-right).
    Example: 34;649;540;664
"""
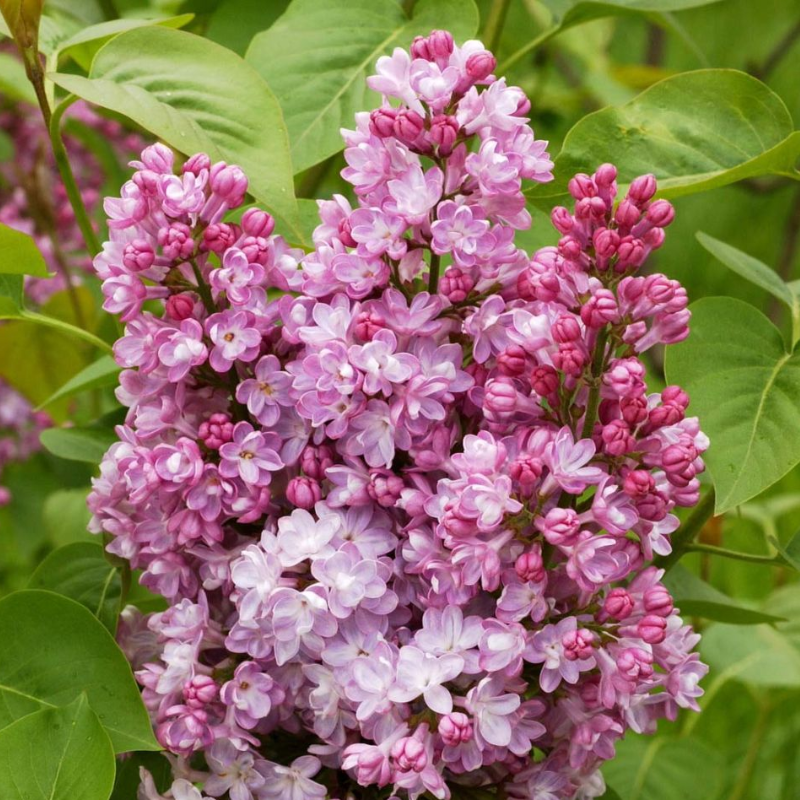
89;31;708;800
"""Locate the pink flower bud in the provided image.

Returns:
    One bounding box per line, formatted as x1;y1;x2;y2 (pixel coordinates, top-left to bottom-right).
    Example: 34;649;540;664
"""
551;206;574;235
603;588;634;620
593;227;619;260
620;395;648;426
122;239;155;272
438;712;473;745
367;469;404;507
201;222;237;255
428;114;460;156
616;236;646;269
662;385;690;408
594;163;618;188
393;109;425;145
166;293;197;321
0;487;11;506
484;378;518;414
515;547;545;583
636;490;668;522
536;507;580;547
530;364;560;397
581;289;619;327
617;647;653;679
601;419;634;456
410;29;454;61
369;107;399;138
627;173;657;205
646;199;675;227
287;476;322;509
497;344;527;377
439;266;474;303
198;412;234;450
510;455;543;495
562;628;595;661
241;207;275;237
183;152;211;175
466;51;496;82
391;736;428;773
568;173;595;200
338;217;357;248
300;444;334;481
210;163;248;205
158;222;195;261
184;675;218;707
638;614;667;644
553;342;585;377
644;585;674;616
622;469;654;497
615;199;641;229
552;313;581;343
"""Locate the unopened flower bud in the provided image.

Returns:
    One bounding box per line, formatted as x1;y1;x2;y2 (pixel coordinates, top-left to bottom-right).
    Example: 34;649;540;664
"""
638;614;667;644
166;293;197;321
627;173;657;206
241;207;275;237
515;547;545;583
438;712;473;745
644;585;674;616
603;588;634;620
287;476;322;509
466;51;496;82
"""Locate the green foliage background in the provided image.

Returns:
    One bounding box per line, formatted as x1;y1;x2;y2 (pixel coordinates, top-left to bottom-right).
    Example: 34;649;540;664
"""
0;0;799;798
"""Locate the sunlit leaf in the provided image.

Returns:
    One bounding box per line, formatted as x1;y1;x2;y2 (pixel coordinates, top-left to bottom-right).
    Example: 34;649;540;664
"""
526;70;800;207
50;27;302;244
247;0;479;173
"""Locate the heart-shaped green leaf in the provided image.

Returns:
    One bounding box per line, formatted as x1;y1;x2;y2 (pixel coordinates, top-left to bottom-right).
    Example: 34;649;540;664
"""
50;26;302;244
29;543;121;633
666;297;800;513
526;70;800;207
0;695;115;800
246;0;479;174
0;589;159;752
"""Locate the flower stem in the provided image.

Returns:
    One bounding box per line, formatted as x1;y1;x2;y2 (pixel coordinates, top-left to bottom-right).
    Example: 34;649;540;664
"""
50;95;102;257
428;252;441;293
579;326;609;438
685;542;784;565
654;487;716;572
481;0;512;53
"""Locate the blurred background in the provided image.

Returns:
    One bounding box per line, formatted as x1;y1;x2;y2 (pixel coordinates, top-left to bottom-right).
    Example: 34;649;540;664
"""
1;1;799;798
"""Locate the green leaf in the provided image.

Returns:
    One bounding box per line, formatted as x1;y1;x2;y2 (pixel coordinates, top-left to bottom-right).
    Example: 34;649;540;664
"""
29;543;121;633
43;488;94;547
57;14;195;71
526;70;800;207
0;589;159;752
663;565;786;624
665;297;800;514
700;621;800;688
38;354;120;409
542;0;723;29
246;0;479;174
696;231;800;346
0;695;115;800
0;50;35;102
0;273;23;316
40;425;117;463
50;26;302;244
0;222;48;277
602;737;724;800
206;0;288;55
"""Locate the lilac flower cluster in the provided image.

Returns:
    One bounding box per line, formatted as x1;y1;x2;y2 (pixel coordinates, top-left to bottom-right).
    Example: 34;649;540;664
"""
0;91;144;304
0;379;50;505
90;31;708;800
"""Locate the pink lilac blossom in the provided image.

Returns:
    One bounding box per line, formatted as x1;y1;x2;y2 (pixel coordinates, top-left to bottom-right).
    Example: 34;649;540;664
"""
89;31;708;800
